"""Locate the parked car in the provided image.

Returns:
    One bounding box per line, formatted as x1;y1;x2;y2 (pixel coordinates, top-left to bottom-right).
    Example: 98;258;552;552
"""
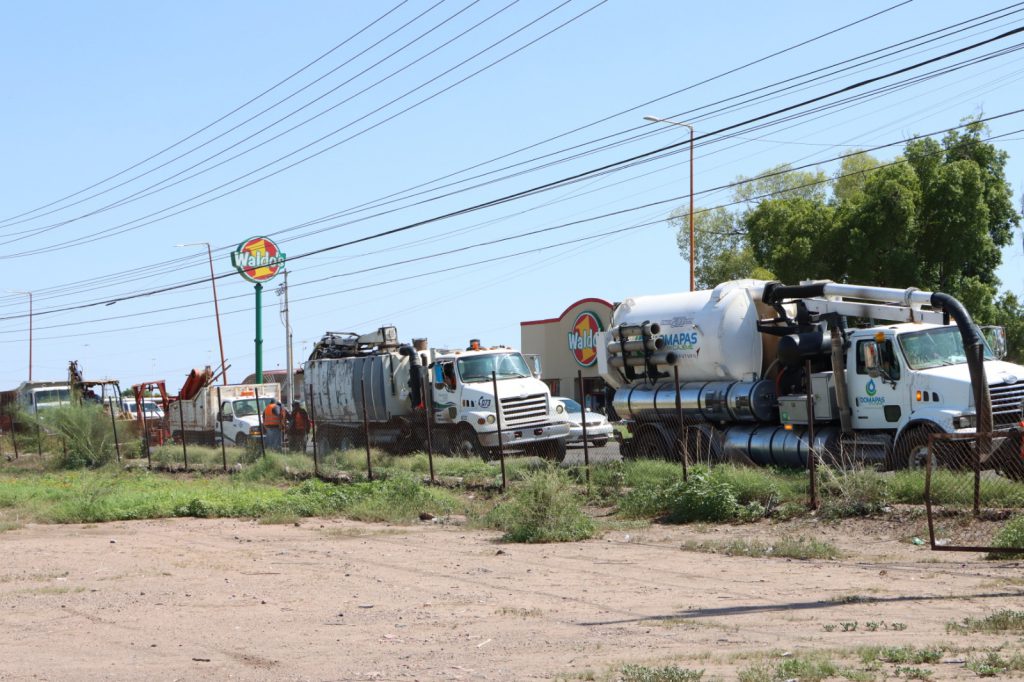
121;400;165;421
553;397;613;447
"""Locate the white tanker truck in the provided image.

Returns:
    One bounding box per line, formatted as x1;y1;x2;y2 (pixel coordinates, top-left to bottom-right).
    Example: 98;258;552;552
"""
596;280;1024;476
306;326;571;460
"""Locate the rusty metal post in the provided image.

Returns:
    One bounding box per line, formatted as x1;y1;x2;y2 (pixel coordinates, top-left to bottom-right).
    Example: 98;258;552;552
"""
424;367;435;484
177;393;188;471
805;359;818;510
492;371;506;491
308;385;319;479
140;395;151;469
674;365;687;482
217;386;227;472
254;386;266;459
35;418;42;457
11;419;19;459
108;397;121;463
578;370;590;489
360;379;373;481
974;433;982;517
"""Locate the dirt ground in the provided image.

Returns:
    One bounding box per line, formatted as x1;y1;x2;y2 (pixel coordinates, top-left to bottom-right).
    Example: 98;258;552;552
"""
1;514;1022;681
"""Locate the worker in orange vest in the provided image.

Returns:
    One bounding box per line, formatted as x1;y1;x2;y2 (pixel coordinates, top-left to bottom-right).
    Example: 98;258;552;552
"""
288;401;311;453
263;399;285;451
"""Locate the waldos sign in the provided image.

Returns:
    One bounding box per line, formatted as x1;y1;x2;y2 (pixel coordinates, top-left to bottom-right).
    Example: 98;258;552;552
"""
231;236;286;283
568;311;603;367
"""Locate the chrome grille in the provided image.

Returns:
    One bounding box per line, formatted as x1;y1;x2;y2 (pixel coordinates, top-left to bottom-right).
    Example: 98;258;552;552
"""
990;382;1024;426
499;393;548;427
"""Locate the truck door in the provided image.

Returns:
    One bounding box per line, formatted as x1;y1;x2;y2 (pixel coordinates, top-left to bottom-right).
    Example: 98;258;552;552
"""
431;363;458;424
847;336;906;429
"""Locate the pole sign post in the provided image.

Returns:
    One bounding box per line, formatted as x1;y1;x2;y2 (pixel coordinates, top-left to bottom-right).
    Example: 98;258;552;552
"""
231;236;286;384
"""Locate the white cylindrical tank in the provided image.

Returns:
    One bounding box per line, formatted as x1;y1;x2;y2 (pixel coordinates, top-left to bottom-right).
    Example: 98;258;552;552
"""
600;280;782;386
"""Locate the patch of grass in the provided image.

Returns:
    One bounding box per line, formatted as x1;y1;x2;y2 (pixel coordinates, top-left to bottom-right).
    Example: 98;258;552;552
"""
989;515;1024;559
619;664;704;682
965;651;1024;677
738;652;840;682
868;646;943;665
343;475;461;523
495;606;542;617
818;467;889;518
947;610;1024;634
893;666;933;679
484;468;596;543
43;404;116;469
681;536;841;560
665;472;738;523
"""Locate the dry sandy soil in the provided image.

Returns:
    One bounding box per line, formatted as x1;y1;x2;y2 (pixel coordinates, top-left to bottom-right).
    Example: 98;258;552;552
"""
1;515;1022;681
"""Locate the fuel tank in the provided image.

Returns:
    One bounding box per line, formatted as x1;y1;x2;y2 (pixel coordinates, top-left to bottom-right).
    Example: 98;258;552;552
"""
612;379;777;423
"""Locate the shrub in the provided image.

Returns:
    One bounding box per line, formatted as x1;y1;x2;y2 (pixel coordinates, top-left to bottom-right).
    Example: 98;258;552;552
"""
485;468;596;543
818;467;890;518
43;404;116;469
664;472;738;523
989;515;1024;559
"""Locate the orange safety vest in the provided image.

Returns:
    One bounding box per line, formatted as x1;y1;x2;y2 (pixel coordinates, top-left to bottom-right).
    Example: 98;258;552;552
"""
292;409;310;431
263;403;281;428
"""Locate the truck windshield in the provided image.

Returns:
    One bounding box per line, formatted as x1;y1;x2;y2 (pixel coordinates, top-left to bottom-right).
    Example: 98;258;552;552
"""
233;398;274;417
457;353;532;383
34;389;70;405
898;326;995;370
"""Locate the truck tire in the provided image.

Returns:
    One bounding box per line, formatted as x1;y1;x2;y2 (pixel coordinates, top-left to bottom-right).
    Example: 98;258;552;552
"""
454;425;488;460
316;432;332;456
592;438;609;448
889;424;942;471
632;423;675;460
524;439;567;463
234;433;247;449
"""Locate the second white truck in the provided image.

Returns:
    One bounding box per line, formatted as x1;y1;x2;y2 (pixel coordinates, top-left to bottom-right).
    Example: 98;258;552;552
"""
169;382;281;446
306;327;571;460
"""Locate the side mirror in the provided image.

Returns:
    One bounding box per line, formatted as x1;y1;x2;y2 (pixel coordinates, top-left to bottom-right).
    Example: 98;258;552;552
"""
523;353;543;378
433;364;444;386
981;325;1008;360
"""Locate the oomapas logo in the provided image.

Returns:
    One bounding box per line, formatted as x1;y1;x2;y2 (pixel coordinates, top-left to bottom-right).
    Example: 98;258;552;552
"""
568;311;603;367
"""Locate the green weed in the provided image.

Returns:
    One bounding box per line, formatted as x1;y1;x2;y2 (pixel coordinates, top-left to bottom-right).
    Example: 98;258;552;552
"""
947;610;1024;634
484;468;596;543
989;515;1024;559
619;664;704;682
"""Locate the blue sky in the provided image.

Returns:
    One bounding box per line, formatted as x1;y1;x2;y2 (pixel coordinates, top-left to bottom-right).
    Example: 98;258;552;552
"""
2;0;1024;390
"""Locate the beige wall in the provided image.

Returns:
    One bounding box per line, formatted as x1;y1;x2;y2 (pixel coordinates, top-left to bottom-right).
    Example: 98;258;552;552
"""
521;298;614;401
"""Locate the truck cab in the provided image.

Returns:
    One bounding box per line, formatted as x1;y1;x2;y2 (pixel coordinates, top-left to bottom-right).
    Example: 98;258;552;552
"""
848;323;1023;435
430;348;570;457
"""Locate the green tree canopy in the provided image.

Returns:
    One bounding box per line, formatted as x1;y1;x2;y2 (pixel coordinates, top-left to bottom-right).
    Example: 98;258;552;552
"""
668;118;1022;355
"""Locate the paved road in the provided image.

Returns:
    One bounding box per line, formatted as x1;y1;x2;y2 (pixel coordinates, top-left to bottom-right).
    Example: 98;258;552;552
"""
562;441;622;465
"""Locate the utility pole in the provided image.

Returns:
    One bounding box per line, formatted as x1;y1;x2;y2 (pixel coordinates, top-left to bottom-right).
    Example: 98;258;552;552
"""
278;271;294;404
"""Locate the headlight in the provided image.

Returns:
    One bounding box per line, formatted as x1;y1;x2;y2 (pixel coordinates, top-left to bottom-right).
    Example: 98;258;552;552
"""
953;414;976;429
555;403;564;414
249;426;263;435
486;414;495;424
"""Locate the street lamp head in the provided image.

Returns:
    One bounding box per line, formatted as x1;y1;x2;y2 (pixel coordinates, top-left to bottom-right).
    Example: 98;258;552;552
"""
175;242;210;248
643;115;661;122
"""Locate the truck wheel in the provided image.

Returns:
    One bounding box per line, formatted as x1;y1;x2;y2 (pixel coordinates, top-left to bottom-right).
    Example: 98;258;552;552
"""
316;433;332;456
890;424;942;471
633;423;674;460
455;426;487;460
544;438;567;463
592;438;609;448
234;433;247;449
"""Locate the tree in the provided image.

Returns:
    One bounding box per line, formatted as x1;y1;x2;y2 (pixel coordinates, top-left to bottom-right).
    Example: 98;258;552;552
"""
669;206;771;290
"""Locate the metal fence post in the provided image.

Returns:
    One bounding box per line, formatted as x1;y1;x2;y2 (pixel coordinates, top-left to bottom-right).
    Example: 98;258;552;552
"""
178;393;188;471
140;398;152;469
578;370;590;489
108;397;121;463
492;371;506;491
217;386;227;472
35;418;42;457
254;386;266;459
424;367;435;484
806;359;818;510
11;419;19;459
674;365;687;482
308;385;319;479
360;379;373;481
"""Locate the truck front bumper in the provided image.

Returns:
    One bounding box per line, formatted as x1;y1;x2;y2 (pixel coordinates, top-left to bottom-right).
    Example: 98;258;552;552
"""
478;421;571;448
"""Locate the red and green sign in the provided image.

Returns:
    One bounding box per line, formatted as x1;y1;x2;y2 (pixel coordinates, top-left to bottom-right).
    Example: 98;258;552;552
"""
568;311;603;367
231;236;286;283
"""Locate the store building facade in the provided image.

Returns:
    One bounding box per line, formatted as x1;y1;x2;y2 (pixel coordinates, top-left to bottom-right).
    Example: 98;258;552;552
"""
520;298;615;412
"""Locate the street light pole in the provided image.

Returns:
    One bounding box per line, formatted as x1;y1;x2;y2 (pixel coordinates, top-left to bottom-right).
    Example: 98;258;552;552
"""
176;242;228;384
644;115;695;291
6;290;32;381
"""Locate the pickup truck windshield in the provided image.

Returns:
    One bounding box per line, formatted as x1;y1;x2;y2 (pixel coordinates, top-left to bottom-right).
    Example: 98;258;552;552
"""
233;398;274;417
457;353;532;383
34;389;70;405
898;326;995;370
